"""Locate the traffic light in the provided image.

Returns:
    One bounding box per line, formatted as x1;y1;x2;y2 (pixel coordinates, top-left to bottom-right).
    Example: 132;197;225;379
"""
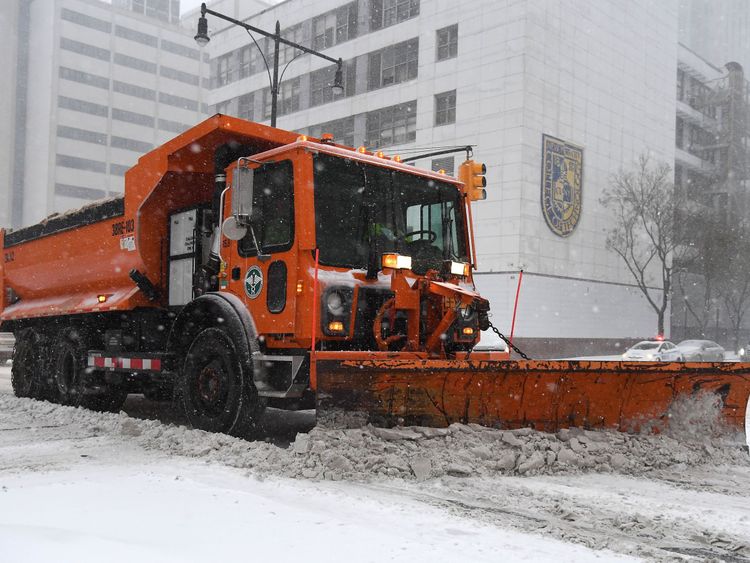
459;159;487;201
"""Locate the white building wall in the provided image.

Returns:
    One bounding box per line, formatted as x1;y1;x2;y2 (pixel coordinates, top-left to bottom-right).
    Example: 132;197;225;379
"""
23;1;57;227
476;0;678;341
18;0;209;227
0;2;20;230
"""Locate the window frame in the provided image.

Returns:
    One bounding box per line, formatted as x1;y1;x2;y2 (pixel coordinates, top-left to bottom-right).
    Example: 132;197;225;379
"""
238;160;296;257
436;24;458;61
434;90;456;126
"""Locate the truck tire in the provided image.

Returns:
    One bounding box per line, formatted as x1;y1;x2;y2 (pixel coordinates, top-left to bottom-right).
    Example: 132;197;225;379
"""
52;329;127;412
11;330;45;399
178;327;264;437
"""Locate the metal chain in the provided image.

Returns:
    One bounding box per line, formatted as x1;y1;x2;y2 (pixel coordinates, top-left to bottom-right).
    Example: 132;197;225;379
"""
487;321;532;360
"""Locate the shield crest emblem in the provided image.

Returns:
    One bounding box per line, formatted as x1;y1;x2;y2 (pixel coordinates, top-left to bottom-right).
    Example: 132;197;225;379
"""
541;135;583;237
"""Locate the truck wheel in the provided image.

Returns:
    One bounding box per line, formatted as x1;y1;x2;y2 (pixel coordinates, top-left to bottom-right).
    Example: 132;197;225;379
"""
52;329;127;412
178;327;264;437
11;330;44;399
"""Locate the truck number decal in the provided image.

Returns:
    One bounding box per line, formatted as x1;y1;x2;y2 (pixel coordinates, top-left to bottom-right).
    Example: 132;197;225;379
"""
3;250;14;263
112;219;135;237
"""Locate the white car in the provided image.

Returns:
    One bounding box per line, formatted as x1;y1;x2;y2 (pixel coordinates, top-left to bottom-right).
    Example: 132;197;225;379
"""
474;330;509;352
676;339;725;361
622;340;684;362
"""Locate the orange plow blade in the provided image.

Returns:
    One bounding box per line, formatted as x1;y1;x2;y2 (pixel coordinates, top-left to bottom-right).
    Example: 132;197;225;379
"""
315;352;750;433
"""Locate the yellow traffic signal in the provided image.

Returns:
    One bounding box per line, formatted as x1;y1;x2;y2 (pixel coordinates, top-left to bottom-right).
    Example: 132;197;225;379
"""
459;159;487;201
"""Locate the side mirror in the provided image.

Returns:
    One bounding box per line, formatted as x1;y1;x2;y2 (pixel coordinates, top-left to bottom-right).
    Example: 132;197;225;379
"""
221;216;247;241
231;166;254;225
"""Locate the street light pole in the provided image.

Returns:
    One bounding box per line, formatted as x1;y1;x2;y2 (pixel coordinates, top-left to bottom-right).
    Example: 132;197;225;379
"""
194;3;344;128
270;21;280;127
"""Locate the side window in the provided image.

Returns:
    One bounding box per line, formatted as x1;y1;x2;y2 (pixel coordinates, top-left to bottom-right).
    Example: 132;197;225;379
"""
238;160;294;256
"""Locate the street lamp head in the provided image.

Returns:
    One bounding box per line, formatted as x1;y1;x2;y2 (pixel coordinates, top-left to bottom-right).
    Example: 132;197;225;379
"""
195;14;210;47
331;60;344;95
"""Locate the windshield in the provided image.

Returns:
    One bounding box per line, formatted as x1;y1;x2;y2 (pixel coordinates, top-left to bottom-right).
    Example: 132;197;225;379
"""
313;154;468;274
632;342;660;350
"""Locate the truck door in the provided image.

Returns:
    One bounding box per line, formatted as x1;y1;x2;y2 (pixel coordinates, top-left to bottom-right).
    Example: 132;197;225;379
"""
230;160;297;335
168;207;211;307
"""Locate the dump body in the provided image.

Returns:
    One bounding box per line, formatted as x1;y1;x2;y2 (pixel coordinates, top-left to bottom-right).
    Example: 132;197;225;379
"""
1;116;298;324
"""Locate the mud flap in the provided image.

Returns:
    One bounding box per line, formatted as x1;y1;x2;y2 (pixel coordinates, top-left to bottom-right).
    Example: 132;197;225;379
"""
315;352;750;432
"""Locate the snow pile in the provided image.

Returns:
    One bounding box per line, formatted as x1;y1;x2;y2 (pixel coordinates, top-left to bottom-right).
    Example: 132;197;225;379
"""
1;393;747;484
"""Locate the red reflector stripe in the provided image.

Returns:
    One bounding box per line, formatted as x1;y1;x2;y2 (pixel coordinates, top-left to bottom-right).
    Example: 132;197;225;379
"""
88;355;162;371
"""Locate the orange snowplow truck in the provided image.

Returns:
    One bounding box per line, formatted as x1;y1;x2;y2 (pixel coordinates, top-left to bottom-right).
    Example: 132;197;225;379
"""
1;115;749;437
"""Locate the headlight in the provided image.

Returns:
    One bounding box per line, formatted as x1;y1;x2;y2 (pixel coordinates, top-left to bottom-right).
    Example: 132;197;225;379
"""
646;353;654;359
740;348;745;357
326;291;345;315
458;305;476;321
443;260;470;277
382;253;412;270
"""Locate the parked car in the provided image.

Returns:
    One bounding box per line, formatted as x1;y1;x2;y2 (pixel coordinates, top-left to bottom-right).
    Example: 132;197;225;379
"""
622;340;683;362
0;332;14;362
676;339;725;361
474;330;509;352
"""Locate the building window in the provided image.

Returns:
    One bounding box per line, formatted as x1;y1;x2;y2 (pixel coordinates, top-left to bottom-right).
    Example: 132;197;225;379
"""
113;81;156;101
110;163;130;176
57;125;107;145
112;108;154;127
215;100;231;115
431;156;454;175
279;25;305;66
115;25;158;47
61;8;111;33
370;0;419;31
58;96;109;117
238;94;254;120
111;136;154;153
368;38;419;90
238;46;255;79
217;54;232;87
60;38;110;61
434;90;456;126
114;53;157;74
160;66;199;86
57;154;106;174
310;61;356;107
436;24;458;61
263;78;300;118
676;69;685;102
161;39;199;60
313;2;357;50
158;118;190;134
365;101;417;148
59;67;109;90
676;117;684;149
159;92;199;112
313;12;336;50
55;183;106;200
308;116;356;147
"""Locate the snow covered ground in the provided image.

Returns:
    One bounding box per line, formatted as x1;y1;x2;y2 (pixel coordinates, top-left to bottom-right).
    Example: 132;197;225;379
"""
1;364;749;562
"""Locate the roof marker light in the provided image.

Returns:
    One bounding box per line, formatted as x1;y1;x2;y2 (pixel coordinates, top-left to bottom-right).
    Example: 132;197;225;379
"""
296;135;308;142
357;146;367;154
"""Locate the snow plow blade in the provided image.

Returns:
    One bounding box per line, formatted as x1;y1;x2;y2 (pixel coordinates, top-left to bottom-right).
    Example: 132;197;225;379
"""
315;352;750;433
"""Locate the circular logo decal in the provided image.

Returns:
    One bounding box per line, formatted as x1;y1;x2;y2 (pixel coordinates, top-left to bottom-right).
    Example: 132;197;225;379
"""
244;266;263;299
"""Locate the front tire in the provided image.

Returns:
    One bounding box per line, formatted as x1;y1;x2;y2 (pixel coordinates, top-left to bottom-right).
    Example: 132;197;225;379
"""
178;327;264;437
